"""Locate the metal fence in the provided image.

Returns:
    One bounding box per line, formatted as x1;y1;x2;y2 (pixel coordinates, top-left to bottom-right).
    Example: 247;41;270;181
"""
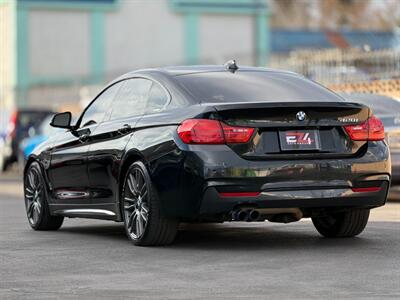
269;47;400;86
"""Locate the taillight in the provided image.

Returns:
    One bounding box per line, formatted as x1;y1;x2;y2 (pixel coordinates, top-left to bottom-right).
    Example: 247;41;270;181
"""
221;123;254;143
177;119;254;144
367;115;385;141
344;115;384;141
177;119;224;144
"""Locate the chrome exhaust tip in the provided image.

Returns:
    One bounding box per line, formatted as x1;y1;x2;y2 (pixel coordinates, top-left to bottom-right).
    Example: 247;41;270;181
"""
247;209;260;221
232;209;249;221
237;210;248;221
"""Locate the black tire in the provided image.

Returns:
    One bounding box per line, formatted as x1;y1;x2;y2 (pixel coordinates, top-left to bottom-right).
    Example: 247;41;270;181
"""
312;209;370;238
122;161;178;246
24;162;64;230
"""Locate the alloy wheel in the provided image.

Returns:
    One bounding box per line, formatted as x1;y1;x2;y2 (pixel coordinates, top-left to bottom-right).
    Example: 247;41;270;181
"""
24;168;43;225
123;167;149;239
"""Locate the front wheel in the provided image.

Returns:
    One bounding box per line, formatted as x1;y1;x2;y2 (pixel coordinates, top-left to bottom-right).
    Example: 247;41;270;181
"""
312;209;370;238
24;162;64;230
122;161;178;246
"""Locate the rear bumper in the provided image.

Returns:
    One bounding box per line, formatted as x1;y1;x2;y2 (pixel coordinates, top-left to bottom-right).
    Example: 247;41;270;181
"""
156;141;391;218
199;181;389;215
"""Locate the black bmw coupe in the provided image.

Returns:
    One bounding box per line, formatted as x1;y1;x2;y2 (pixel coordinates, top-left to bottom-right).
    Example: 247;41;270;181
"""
24;62;391;246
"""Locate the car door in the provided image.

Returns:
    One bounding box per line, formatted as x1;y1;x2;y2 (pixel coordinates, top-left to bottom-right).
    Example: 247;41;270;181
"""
48;83;121;205
86;78;152;209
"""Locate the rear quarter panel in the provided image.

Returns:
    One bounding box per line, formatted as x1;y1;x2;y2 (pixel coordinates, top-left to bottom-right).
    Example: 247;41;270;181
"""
122;105;216;217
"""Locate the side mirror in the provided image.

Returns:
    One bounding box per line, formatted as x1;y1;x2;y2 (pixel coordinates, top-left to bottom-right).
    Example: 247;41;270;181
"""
50;112;72;129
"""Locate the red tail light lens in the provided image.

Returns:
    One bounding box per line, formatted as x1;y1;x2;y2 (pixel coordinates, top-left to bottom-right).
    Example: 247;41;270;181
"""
351;187;381;193
344;115;384;141
177;119;254;144
177;119;224;144
219;192;260;197
344;121;369;141
221;123;254;143
367;115;385;141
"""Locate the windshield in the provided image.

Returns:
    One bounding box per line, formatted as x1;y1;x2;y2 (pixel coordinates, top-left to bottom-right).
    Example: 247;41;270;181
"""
175;71;343;103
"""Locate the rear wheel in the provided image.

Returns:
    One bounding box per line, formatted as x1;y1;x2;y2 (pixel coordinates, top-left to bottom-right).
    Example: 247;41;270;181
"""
312;209;370;238
24;162;64;230
122;161;178;246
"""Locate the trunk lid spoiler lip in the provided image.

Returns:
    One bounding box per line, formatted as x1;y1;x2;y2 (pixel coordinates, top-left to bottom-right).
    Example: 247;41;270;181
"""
202;101;368;111
203;101;370;127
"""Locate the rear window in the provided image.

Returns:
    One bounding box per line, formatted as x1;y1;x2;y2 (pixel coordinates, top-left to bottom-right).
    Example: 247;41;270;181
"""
175;71;343;103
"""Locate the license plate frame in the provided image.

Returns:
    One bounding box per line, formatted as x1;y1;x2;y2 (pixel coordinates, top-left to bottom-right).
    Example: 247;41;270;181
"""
279;129;321;151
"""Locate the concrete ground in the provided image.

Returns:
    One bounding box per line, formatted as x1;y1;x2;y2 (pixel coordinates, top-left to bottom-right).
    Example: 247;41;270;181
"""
0;171;399;299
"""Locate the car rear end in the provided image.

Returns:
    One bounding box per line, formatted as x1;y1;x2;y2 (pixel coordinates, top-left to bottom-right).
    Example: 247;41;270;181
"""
171;70;390;223
174;102;389;220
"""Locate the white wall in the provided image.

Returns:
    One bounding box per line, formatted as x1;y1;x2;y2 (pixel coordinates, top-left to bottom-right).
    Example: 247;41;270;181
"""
28;9;90;77
199;14;254;65
27;2;257;79
105;1;184;75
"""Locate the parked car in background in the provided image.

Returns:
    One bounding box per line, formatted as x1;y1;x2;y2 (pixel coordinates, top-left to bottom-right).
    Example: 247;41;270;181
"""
18;115;61;167
0;131;7;171
0;108;54;172
340;93;400;184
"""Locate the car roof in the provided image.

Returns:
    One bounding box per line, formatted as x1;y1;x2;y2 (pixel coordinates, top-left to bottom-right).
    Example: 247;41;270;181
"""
107;65;343;105
118;65;298;79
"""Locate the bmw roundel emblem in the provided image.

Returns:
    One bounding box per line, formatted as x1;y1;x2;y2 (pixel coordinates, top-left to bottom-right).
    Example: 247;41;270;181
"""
296;111;306;121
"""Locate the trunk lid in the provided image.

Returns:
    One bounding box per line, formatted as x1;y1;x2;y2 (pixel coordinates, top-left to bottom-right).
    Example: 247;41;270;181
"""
212;101;370;159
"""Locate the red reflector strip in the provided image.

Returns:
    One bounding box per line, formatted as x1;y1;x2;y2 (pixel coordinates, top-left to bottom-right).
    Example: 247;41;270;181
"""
351;187;381;193
219;192;260;197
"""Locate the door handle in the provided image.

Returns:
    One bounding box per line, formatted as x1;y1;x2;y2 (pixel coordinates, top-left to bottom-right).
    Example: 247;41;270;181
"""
117;124;132;135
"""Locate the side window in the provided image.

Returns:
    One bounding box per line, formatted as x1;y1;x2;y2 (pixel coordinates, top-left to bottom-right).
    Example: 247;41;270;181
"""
145;82;169;114
110;78;152;120
80;83;121;127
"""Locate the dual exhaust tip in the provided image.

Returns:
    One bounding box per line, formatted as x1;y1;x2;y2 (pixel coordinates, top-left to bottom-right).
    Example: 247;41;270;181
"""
231;208;303;223
232;209;260;222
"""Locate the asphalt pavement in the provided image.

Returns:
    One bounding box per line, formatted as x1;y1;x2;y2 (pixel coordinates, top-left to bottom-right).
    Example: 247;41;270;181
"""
0;172;399;299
